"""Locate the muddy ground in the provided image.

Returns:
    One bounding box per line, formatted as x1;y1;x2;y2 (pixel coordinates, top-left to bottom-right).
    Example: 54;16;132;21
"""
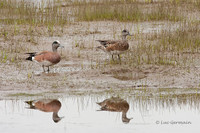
0;21;200;99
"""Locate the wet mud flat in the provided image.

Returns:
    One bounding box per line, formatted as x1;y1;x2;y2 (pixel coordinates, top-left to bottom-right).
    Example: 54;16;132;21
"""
0;21;200;99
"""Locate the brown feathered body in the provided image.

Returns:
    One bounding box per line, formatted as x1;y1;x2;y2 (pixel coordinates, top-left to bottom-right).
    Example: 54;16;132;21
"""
97;97;129;112
97;40;129;55
25;99;61;112
25;99;63;123
32;51;61;67
25;40;63;72
96;29;131;60
97;97;132;123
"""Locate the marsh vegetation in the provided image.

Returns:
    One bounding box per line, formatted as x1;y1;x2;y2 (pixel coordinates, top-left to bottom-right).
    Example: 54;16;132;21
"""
1;1;200;132
0;0;200;96
1;0;200;65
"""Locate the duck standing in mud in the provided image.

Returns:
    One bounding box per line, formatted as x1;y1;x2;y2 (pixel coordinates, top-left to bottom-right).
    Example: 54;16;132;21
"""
25;40;64;72
96;29;132;61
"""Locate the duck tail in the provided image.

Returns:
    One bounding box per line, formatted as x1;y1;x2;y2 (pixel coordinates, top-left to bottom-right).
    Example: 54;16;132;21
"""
25;52;36;61
96;102;103;106
96;40;107;47
96;46;106;52
26;56;33;61
25;101;35;109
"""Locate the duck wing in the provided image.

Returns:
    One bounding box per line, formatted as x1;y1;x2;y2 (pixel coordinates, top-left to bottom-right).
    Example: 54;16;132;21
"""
25;52;37;57
25;100;36;109
25;51;49;56
96;40;119;47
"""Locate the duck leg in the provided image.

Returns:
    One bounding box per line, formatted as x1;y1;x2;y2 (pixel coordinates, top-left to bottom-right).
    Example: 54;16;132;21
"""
42;65;45;72
118;54;121;61
47;66;50;72
112;55;114;61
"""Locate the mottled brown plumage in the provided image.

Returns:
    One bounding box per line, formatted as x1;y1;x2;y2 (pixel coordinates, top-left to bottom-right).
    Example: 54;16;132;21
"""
105;40;129;52
96;29;132;61
97;97;132;123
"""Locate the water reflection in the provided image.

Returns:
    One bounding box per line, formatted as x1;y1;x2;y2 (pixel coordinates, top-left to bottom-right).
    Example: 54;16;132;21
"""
97;97;132;123
25;99;63;123
1;89;200;133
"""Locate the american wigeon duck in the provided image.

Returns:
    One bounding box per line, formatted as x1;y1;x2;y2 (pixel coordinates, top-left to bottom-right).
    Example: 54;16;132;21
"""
96;29;132;61
26;40;63;72
25;99;63;123
97;97;132;123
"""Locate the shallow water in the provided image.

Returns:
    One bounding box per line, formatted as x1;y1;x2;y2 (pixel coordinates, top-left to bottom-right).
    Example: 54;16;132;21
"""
0;90;200;133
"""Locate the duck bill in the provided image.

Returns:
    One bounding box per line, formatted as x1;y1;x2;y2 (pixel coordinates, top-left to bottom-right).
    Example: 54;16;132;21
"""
59;45;64;48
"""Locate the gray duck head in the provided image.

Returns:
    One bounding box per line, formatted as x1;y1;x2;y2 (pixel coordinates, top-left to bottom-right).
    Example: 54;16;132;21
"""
52;40;64;52
121;29;132;40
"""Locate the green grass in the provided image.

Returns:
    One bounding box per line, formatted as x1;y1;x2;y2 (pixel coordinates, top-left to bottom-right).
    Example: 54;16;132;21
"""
8;93;42;97
0;0;200;26
1;0;200;74
0;0;195;26
74;1;182;22
0;0;68;25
